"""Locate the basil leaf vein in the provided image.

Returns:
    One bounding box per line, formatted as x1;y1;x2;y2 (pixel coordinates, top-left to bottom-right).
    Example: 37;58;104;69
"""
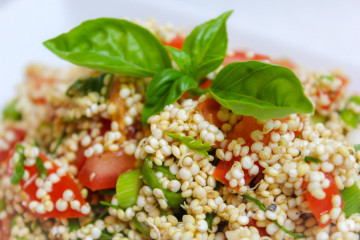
209;61;314;120
44;18;171;77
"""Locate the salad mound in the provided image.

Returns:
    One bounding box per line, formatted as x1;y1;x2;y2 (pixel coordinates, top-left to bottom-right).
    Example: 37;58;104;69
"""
0;11;360;240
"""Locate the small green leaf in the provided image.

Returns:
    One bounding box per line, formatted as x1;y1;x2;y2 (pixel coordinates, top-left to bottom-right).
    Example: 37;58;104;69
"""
340;109;359;128
354;144;360;152
182;11;232;78
341;183;360;218
142;156;184;208
304;156;322;164
132;217;150;236
2;99;22;121
166;46;193;75
51;131;66;154
66;73;113;100
68;218;80;232
44;18;171;77
36;157;47;179
142;69;197;125
116;169;142;209
100;201;121;210
209;61;314;120
11;145;25;185
205;212;216;231
166;133;211;157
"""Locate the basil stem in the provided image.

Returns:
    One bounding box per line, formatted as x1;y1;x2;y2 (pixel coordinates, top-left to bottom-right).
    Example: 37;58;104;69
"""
116;169;142;209
10;145;25;184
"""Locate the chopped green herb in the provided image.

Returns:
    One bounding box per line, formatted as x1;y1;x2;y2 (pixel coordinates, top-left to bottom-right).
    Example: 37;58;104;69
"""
340;95;360;128
304;156;322;163
116;169;142;209
0;199;6;211
205;212;216;231
166;133;211;157
100;232;113;240
51;131;66;154
2;99;22;121
66;73;113;100
142;156;184;208
152;165;177;180
11;145;25;184
36;157;47;179
132;217;150;236
242;194;305;238
99;201;121;210
68;218;80;232
354;144;360;152
341;183;360;218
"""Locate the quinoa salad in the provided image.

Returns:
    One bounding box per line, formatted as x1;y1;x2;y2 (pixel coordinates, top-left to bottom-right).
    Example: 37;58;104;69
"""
1;11;360;240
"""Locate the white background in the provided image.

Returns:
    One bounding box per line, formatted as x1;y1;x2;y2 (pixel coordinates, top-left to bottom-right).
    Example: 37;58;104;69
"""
0;0;359;106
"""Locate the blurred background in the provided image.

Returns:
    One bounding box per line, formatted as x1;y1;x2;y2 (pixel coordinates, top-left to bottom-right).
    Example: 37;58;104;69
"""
0;0;359;105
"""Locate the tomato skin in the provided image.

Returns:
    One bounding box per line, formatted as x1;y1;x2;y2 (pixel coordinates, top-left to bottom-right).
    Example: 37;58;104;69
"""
78;149;137;191
197;99;222;128
162;35;184;49
0;128;25;163
223;51;270;66
7;152;87;218
248;218;269;237
305;174;343;228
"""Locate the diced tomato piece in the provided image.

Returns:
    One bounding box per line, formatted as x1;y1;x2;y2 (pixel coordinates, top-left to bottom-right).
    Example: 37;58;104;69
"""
0;216;11;240
0;127;25;163
7;152;87;218
162;35;184;49
78;148;137;191
305;174;344;227
223;51;270;66
197;98;222;128
248;218;269;237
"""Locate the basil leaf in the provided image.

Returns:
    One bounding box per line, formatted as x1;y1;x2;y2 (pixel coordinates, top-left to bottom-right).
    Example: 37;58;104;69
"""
51;131;66;154
205;213;215;231
66;73;113;100
3;99;22;121
152;165;177;180
166;133;211;157
35;157;47;179
340;109;359;128
11;145;25;184
44;18;171;77
132;217;150;236
341;183;360;217
166;46;193;75
142;69;197;125
304;156;321;163
182;11;232;78
209;61;314;120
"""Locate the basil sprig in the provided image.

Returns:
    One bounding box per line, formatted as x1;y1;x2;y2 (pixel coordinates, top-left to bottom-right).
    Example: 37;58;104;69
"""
209;61;314;120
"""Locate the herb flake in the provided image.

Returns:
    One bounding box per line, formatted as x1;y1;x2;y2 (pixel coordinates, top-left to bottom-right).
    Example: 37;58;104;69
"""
166;133;211;157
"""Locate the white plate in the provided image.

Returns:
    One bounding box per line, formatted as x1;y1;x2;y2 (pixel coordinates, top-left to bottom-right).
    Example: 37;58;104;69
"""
0;0;360;107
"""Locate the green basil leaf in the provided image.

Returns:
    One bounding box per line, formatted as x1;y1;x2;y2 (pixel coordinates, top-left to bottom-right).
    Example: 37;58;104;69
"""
51;131;66;154
166;133;211;157
152;165;177;181
2;99;22;121
142;69;197;125
341;183;360;217
11;145;25;185
304;156;322;163
66;73;113;100
36;157;47;179
44;18;171;77
209;61;314;120
99;201;121;210
187;88;209;98
166;46;193;75
182;11;232;78
340;109;359;128
205;212;216;231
